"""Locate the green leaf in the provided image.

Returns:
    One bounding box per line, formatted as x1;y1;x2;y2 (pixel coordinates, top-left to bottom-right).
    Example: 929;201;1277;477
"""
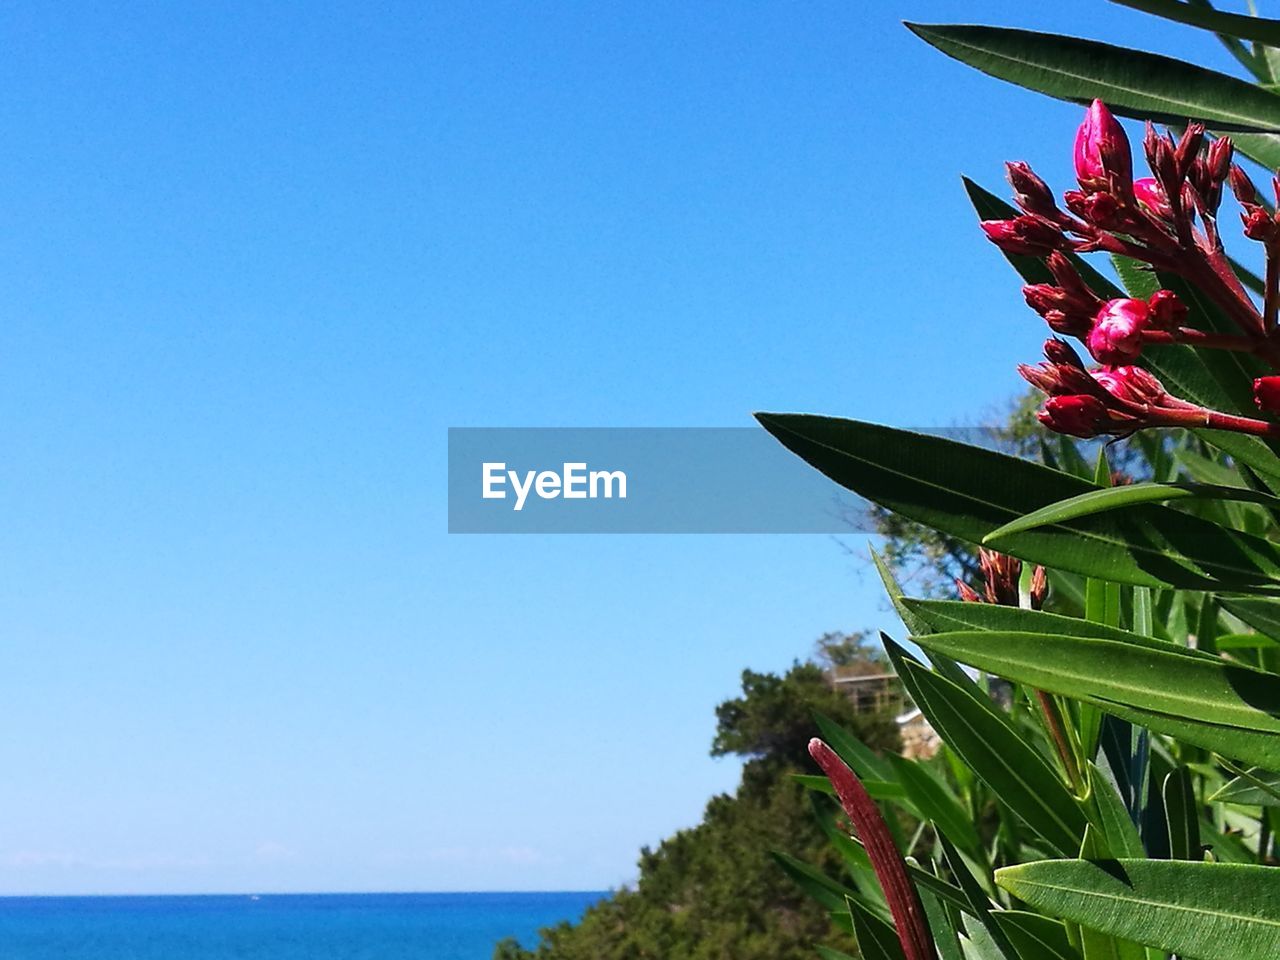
984;482;1280;543
886;642;1088;856
843;831;975;917
1216;631;1280;651
902;599;1214;657
1088;763;1146;859
772;851;861;912
814;712;895;783
1222;596;1280;640
921;888;965;960
754;413;1280;593
872;547;933;637
937;835;1019;960
887;755;983;857
1209;767;1280;806
1162;769;1201;860
914;629;1280;734
908;22;1280;130
991;911;1080;960
913;629;1280;768
1109;0;1280;46
1077;828;1147;960
997;858;1280;959
848;896;908;960
795;772;911;805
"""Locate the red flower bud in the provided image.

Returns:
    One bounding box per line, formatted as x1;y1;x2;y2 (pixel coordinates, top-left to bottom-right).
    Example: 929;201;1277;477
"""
1133;177;1172;219
1207;137;1233;184
1043;337;1085;368
1038;394;1111;438
808;740;938;960
1229;164;1258;205
1092;365;1167;406
1146;289;1187;330
1144;124;1179;195
1243;205;1278;243
1087;299;1150;364
955;579;983;604
1022;284;1092;336
1029;565;1048;610
1074;99;1132;192
1174;124;1206;179
979;548;1021;606
980;217;1066;256
1255;376;1280;412
1018;360;1098;397
1064;189;1122;228
1006;161;1058;218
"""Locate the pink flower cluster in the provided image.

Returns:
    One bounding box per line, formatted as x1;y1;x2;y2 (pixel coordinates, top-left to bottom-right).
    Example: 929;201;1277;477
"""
984;99;1280;438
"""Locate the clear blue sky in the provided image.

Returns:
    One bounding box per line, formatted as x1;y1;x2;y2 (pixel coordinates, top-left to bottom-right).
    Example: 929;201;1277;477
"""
0;2;1242;894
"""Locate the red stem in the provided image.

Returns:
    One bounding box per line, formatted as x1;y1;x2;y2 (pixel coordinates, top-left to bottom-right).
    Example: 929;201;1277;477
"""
809;739;938;960
1035;690;1082;792
1142;328;1262;352
1156;406;1280;437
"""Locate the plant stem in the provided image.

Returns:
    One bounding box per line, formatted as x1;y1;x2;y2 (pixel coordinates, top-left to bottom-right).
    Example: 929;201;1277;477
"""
1035;689;1084;794
1157;406;1280;437
1267;243;1280;335
1142;329;1262;352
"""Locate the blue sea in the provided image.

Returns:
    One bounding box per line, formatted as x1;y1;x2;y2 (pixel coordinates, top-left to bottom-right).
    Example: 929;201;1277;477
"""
0;891;605;959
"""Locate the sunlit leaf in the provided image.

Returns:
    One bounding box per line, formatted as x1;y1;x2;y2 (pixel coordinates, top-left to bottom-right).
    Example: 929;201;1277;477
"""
997;859;1280;958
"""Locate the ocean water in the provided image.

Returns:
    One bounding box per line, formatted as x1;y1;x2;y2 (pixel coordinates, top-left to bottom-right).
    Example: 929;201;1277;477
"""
0;891;605;959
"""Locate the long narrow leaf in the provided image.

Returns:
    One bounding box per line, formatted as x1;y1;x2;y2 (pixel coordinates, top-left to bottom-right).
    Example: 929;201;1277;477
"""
755;414;1280;593
1109;0;1280;46
912;630;1280;735
908;23;1280;130
997;859;1280;958
886;642;1087;855
984;483;1280;543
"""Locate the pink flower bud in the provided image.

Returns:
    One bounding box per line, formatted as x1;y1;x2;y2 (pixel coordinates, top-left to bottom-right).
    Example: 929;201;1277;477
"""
1207;137;1233;184
1019;359;1098;398
980;217;1065;256
1230;165;1258;205
1006;161;1058;218
955;579;983;604
1146;289;1187;330
1174;124;1206;179
1043;337;1085;368
1243;206;1278;243
1023;285;1091;336
1092;365;1166;406
1064;189;1122;228
1133;177;1172;219
1087;298;1150;364
1038;395;1111;438
1074;99;1132;192
1255;376;1280;412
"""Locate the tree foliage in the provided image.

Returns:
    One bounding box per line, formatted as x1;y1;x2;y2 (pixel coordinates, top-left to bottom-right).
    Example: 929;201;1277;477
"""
496;636;900;960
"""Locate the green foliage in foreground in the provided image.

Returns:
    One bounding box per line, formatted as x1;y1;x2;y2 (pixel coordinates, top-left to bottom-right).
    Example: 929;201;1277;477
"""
495;645;900;960
760;6;1280;958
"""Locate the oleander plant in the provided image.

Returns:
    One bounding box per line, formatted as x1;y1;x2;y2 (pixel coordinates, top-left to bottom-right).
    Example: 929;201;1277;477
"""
760;4;1280;959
